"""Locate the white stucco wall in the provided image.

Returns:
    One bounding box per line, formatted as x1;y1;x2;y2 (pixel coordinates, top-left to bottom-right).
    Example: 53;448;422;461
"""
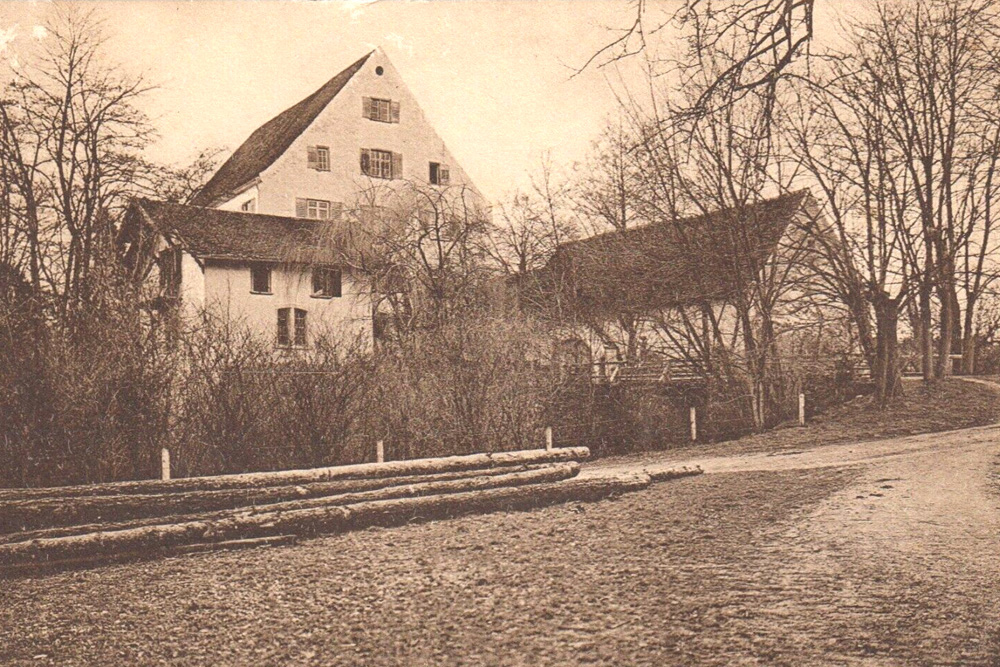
179;251;206;319
201;261;373;349
216;184;260;213
251;48;482;217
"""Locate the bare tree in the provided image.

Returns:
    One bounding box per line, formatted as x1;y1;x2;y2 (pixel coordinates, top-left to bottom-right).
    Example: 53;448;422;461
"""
144;147;227;205
0;6;154;314
582;0;814;114
485;156;578;276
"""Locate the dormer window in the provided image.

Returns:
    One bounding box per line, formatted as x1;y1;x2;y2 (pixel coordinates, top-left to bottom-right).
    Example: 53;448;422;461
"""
307;146;330;171
241;198;256;212
250;263;272;294
429;162;450;186
362;97;400;123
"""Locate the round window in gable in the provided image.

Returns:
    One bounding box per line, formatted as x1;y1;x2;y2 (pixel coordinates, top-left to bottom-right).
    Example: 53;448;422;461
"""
375;66;384;76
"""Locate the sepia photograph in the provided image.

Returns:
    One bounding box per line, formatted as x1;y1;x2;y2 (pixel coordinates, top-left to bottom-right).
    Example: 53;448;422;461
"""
1;0;999;664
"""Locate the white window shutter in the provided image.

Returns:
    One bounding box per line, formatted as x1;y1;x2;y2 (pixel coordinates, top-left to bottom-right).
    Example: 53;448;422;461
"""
392;152;403;179
362;97;372;119
307;146;318;169
360;148;371;175
441;166;450;185
295;198;308;218
331;202;344;221
390;101;400;123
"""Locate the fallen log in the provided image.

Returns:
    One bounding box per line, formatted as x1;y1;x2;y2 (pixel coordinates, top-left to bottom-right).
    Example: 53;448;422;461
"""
648;466;703;483
0;472;649;572
0;447;590;501
0;464;554;534
2;463;578;539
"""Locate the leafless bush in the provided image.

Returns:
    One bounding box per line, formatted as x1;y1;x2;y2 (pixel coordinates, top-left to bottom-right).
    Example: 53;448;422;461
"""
0;280;176;487
359;311;558;461
167;317;375;477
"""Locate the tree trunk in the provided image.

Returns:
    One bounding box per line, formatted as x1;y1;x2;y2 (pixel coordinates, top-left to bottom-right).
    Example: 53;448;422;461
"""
0;447;591;502
3;464;580;537
919;282;934;381
935;281;960;377
962;295;977;375
872;296;902;407
0;464;568;533
0;473;651;571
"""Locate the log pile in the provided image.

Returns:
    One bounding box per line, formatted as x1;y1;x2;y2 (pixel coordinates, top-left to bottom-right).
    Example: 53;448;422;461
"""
0;447;700;573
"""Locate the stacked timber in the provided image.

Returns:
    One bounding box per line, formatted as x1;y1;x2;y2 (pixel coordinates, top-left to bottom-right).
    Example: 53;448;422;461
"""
0;447;704;573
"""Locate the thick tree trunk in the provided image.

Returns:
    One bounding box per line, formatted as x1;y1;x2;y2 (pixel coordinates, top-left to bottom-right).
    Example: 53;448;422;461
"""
0;447;591;502
872;297;902;407
3;464;581;537
0;473;650;571
935;282;960;377
0;464;567;533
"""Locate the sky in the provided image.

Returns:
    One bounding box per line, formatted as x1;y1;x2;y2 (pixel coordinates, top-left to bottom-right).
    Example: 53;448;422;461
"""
0;0;675;203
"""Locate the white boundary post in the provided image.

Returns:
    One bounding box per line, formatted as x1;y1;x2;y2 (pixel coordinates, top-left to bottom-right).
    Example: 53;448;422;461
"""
544;426;553;451
160;448;171;481
376;440;385;463
798;393;806;426
689;407;697;442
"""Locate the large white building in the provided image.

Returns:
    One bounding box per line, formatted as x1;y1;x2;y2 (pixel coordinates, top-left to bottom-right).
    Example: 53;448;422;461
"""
123;48;483;349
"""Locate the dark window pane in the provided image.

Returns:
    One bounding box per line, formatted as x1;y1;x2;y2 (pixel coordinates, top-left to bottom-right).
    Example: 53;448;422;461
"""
277;308;290;346
251;264;271;293
294;309;307;346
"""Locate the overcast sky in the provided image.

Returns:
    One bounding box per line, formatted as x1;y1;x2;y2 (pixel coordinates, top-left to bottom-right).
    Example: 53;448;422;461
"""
0;0;675;202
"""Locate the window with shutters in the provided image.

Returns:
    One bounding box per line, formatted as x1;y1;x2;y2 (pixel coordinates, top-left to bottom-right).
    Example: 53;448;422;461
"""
250;263;272;294
429;162;450;186
362;97;400;123
307;146;330;171
294;198;341;220
360;149;401;179
277;307;308;348
311;267;342;298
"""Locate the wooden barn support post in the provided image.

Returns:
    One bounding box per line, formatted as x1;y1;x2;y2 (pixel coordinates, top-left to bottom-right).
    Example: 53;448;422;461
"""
376;440;385;464
689;407;697;442
545;426;553;451
161;448;171;481
798;393;806;427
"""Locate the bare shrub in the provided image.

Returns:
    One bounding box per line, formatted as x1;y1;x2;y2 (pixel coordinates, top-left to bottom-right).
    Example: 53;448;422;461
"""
0;282;176;487
168;317;374;477
360;312;557;461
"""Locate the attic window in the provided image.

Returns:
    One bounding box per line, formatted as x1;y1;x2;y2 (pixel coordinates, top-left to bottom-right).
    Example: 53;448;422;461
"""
361;148;401;179
312;267;342;298
362;97;400;123
308;146;330;171
250;263;272;294
241;199;256;213
429;162;450;186
375;66;384;76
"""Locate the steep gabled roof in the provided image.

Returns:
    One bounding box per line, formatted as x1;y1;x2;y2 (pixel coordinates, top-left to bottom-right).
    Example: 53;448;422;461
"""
520;190;810;318
189;51;373;207
131;199;352;265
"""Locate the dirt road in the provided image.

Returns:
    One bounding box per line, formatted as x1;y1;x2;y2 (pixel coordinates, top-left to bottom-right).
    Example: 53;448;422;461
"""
583;382;1000;664
3;388;1000;665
